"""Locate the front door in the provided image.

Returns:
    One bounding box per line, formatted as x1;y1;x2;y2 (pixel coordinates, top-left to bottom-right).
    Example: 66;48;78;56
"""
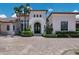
34;23;41;34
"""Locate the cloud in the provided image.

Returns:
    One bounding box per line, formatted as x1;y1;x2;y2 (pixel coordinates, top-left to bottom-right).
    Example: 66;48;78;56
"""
73;10;79;12
28;7;32;10
0;14;7;18
30;7;32;10
11;14;16;18
76;15;79;19
48;8;53;12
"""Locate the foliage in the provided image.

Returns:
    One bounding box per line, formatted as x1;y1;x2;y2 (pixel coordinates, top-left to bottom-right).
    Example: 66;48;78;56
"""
76;28;79;31
16;31;21;35
43;34;57;38
56;31;79;38
42;32;57;38
21;30;33;37
20;28;33;37
14;3;31;16
56;31;78;34
45;24;53;34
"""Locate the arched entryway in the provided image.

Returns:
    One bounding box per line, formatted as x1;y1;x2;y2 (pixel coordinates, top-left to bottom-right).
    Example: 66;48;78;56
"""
34;22;41;34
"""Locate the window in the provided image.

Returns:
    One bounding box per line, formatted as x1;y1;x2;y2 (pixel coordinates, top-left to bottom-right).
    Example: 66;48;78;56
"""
34;14;35;17
76;21;79;31
40;15;42;17
21;24;23;31
37;15;38;17
20;20;23;22
13;25;15;31
61;21;68;31
7;25;10;31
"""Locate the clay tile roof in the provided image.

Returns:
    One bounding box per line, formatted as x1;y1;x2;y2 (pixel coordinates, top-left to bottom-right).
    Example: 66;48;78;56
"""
47;12;79;19
30;10;48;11
17;14;29;17
0;18;17;23
30;10;48;13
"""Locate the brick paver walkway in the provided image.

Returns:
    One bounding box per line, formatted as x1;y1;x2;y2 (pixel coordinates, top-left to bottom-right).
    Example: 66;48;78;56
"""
0;36;79;55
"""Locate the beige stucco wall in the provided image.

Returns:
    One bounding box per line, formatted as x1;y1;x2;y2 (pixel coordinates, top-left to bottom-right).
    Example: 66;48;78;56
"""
29;11;47;34
48;14;77;32
0;22;16;35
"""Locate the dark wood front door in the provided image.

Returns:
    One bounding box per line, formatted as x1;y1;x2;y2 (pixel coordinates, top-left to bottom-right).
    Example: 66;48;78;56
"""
34;23;41;34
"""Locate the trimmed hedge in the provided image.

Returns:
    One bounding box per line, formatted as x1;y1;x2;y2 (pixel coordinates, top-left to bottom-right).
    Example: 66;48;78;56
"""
57;34;69;38
42;33;57;38
70;34;79;38
56;31;78;34
16;31;21;35
43;31;79;38
21;31;33;37
56;31;79;38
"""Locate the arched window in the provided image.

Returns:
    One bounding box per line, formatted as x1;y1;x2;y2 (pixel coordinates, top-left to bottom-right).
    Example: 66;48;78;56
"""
7;25;10;31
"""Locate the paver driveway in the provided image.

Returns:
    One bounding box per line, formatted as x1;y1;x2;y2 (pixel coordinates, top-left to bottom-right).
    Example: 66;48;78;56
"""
0;36;79;55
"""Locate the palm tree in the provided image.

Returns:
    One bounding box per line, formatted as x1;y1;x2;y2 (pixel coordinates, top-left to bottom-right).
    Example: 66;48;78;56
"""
14;7;22;33
14;3;31;32
23;4;31;28
19;3;31;29
14;7;22;16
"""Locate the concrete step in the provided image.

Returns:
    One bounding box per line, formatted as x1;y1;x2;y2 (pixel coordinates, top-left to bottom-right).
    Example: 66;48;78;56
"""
33;34;42;36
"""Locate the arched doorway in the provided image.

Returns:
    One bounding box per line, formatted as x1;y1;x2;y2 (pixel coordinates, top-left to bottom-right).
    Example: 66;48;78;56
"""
34;22;41;34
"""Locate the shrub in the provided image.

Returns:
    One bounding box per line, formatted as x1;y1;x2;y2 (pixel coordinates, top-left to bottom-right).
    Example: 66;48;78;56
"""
25;28;31;31
76;28;79;31
56;31;79;38
42;32;57;38
20;28;33;37
21;31;33;37
57;34;69;38
16;31;21;35
70;34;79;38
56;31;78;34
45;24;53;34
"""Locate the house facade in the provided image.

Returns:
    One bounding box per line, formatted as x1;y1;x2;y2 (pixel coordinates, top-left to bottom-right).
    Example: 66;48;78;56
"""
48;12;79;33
0;10;79;35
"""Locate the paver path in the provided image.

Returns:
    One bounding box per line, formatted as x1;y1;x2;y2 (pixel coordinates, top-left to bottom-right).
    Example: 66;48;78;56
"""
0;36;79;55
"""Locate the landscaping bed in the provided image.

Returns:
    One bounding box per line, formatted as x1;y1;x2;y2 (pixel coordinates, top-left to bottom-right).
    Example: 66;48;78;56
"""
43;31;79;38
56;31;79;38
42;33;57;38
21;31;33;37
16;28;33;37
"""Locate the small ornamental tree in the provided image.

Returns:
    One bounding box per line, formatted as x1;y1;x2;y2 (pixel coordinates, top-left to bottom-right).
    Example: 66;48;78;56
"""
45;19;53;34
45;24;53;34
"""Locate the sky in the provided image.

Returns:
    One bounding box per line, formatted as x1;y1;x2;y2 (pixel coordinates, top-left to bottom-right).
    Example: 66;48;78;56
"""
0;3;79;17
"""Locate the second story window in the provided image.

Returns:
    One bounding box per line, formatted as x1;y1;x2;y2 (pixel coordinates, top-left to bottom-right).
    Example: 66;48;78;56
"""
33;14;42;18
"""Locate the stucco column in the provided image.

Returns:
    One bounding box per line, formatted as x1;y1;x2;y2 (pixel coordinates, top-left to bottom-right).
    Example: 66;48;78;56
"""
9;24;14;35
